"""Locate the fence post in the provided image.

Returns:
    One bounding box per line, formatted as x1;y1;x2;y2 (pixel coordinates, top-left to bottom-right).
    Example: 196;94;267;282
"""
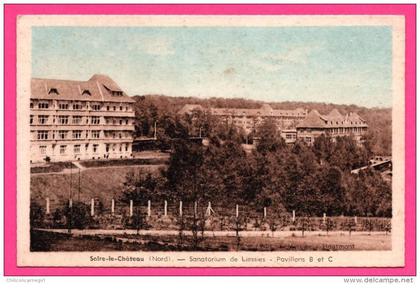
194;201;197;216
46;197;50;214
147;200;151;217
111;199;115;215
354;216;358;224
323;213;326;224
129;200;133;217
164;200;167;216
207;202;212;216
292;210;295;222
236;204;239;218
263;207;267;219
91;198;95;216
179;201;183;216
69;198;73;208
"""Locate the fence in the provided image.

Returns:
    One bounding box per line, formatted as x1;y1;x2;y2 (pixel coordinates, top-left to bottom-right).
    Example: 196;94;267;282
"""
30;198;391;233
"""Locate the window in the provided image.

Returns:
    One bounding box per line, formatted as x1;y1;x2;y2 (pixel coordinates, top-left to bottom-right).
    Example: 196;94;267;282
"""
93;144;98;153
30;102;34;109
125;144;128;151
37;131;49;140
107;106;110;111
58;103;69;110
82;90;91;96
91;130;100;139
119;106;123;111
91;104;101;111
48;88;59;95
39;146;47;155
91;116;100;124
74;145;81;154
73;130;82;139
111;91;123;96
38;102;49;109
125;119;128;125
305;137;312;143
113;106;116;111
119;145;122;152
30;115;33;125
59;145;67;155
105;144;110;153
72;116;82;124
73;103;83;110
119;120;122;125
58;116;69;125
58;130;68;140
38;115;49;125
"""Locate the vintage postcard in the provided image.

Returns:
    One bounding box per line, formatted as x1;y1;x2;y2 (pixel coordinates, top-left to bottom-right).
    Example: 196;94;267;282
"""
4;4;415;274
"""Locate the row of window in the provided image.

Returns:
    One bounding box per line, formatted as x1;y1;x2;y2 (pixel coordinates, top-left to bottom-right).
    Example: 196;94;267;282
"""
39;143;130;155
30;115;132;126
325;120;365;126
35;130;131;140
29;115;111;125
30;101;132;112
37;130;100;140
285;134;297;140
328;127;367;134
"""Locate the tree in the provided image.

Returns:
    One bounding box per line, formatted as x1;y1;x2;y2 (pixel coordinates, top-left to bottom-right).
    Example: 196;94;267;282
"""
255;118;286;154
120;170;158;233
62;201;93;230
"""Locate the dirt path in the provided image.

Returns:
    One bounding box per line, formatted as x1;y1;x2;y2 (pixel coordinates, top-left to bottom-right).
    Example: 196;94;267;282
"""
35;228;389;238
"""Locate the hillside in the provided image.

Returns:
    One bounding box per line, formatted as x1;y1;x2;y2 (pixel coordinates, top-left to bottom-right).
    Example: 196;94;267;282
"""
31;165;164;210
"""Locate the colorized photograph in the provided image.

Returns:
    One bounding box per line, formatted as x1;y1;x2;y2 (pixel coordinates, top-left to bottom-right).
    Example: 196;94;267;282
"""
15;15;405;267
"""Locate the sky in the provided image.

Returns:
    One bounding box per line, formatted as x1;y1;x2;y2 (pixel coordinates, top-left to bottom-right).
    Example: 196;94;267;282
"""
32;26;392;108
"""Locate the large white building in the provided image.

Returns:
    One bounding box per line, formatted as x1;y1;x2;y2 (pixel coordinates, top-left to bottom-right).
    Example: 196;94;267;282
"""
178;103;307;134
30;74;135;163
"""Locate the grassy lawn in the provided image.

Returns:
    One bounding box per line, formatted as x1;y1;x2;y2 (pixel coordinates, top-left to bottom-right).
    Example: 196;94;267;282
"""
31;230;391;252
30;162;77;174
79;158;167;168
30;165;164;205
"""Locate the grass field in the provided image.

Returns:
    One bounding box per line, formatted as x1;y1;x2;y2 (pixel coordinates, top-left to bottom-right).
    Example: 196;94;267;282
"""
30;165;164;205
31;230;391;252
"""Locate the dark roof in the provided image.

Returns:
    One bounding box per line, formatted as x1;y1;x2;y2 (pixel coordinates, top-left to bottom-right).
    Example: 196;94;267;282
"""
31;74;135;103
177;104;205;114
210;105;307;117
297;109;368;129
178;103;307;117
296;110;328;128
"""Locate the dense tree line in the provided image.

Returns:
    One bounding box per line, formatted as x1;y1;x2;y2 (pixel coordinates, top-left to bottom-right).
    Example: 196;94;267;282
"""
123;113;392;218
132;95;392;155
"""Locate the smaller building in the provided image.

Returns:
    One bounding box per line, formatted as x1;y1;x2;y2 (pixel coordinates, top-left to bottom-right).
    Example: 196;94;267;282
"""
280;129;298;144
296;109;368;145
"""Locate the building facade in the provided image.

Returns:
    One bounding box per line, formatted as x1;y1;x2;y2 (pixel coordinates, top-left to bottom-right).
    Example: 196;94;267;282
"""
30;74;135;163
178;104;307;134
295;109;368;145
179;104;368;145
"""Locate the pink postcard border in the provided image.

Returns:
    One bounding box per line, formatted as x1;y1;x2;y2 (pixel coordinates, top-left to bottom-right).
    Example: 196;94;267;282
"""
3;4;416;276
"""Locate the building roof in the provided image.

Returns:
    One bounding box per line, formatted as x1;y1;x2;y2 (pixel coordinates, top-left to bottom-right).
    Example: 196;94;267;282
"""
210;105;307;117
296;110;328;128
177;104;205;114
31;74;135;103
296;109;368;129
